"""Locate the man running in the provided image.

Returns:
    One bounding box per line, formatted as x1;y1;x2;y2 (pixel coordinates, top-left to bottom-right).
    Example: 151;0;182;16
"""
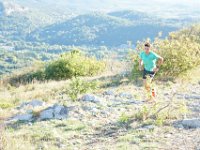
139;42;164;101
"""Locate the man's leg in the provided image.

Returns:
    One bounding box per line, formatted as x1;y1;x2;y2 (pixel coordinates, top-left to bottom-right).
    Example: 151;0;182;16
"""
143;70;155;101
143;79;150;92
144;76;155;101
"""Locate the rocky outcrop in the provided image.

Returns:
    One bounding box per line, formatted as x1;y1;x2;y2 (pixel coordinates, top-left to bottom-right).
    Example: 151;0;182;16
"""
181;118;200;128
10;100;68;122
40;104;68;120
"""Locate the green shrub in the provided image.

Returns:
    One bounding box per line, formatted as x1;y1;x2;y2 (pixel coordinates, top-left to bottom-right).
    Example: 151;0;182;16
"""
45;59;72;80
68;78;99;101
118;112;131;124
8;50;105;84
128;51;142;81
45;50;105;80
9;69;45;85
130;24;200;80
31;70;46;81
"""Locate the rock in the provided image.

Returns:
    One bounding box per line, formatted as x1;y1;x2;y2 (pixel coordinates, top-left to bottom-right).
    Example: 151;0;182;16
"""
26;109;33;114
9;104;68;122
164;92;170;96
109;99;143;107
82;106;100;116
28;100;45;107
104;90;115;96
54;104;68;120
40;104;68;120
181;118;200;128
174;124;184;129
125;99;144;105
40;108;54;120
143;125;155;130
100;110;110;117
137;125;155;131
118;93;132;99
18;99;45;109
185;95;200;100
164;134;172;138
91;107;99;113
81;94;101;103
90;107;100;116
12;114;33;121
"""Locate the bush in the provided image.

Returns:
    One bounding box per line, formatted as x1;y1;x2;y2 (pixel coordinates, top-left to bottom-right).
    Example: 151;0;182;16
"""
130;24;200;79
128;51;143;81
8;50;105;85
68;77;99;101
8;69;45;85
45;50;105;80
45;59;72;80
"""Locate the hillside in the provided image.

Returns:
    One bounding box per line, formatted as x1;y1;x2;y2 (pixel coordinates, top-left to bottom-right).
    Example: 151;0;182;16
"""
27;12;178;46
0;60;200;149
0;1;28;15
0;2;32;40
0;1;199;47
0;1;73;41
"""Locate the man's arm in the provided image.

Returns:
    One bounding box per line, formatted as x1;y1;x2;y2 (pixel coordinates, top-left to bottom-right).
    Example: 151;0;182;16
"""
157;57;164;68
139;59;143;71
153;56;164;72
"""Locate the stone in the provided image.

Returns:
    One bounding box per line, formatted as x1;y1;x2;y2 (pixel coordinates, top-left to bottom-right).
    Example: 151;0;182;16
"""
126;99;144;105
91;107;99;113
164;134;172;138
143;125;155;130
13;114;33;121
175;124;184;129
18;99;45;109
40;108;54;120
81;94;100;103
185;95;200;100
181;118;200;128
137;125;155;131
104;90;115;96
28;100;45;107
118;93;132;99
40;104;68;120
54;105;68;120
26;109;33;114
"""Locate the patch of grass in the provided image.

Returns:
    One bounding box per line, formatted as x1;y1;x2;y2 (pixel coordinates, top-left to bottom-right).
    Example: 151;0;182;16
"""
68;77;100;101
62;120;86;132
134;99;188;126
0;102;14;109
116;142;139;150
118;112;131;125
31;131;55;142
117;129;159;150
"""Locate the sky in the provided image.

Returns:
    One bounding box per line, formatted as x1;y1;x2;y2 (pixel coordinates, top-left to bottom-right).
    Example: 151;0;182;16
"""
5;0;200;16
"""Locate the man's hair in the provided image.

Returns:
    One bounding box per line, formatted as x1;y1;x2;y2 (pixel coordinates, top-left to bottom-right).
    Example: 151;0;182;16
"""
144;42;150;47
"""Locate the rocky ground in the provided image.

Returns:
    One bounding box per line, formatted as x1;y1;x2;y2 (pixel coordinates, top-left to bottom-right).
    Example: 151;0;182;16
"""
1;75;200;150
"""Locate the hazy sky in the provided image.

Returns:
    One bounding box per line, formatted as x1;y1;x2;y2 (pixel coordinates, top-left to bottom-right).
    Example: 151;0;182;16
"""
63;0;200;13
7;0;200;15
